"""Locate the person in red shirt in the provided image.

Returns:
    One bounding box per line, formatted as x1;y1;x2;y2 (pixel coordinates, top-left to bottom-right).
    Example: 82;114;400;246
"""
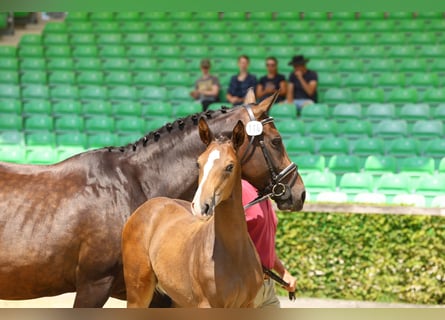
241;179;297;308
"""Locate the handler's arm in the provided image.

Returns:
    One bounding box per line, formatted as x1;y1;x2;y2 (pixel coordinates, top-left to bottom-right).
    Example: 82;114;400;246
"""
273;253;296;293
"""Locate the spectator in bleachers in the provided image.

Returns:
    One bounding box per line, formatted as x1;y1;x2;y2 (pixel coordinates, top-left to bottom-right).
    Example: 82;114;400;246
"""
286;55;318;117
256;56;287;103
227;55;257;106
190;59;221;111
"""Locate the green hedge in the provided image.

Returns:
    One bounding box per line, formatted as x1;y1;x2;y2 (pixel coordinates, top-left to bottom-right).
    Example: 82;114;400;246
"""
275;212;445;305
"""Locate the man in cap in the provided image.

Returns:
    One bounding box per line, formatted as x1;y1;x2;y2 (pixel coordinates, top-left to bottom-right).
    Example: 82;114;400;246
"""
286;55;318;117
190;58;221;111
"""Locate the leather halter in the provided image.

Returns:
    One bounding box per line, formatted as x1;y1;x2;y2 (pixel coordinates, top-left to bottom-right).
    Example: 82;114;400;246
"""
241;104;299;210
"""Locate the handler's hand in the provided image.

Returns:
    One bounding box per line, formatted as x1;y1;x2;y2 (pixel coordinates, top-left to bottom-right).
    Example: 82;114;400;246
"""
282;270;296;293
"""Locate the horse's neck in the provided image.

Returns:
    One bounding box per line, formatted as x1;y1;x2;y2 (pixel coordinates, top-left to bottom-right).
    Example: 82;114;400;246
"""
212;179;250;251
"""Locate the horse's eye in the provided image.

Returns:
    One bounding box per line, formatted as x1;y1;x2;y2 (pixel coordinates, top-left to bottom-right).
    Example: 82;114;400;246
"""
196;162;200;169
225;164;234;172
272;138;282;147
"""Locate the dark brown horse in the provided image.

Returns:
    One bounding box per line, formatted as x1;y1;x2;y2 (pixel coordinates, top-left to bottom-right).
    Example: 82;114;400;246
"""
0;91;305;307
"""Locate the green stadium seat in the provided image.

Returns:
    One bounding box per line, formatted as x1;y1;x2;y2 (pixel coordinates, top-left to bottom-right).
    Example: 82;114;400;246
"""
308;60;334;73
76;71;104;86
377;33;405;46
0;70;19;84
364;155;397;176
0;114;22;130
70;34;96;46
338;61;365;73
93;22;120;34
232;33;260;46
433;104;445;121
319;33;347;46
347;33;375;45
274;121;305;136
266;46;294;60
303;171;336;198
363;58;394;72
369;20;396;32
22;84;49;100
153;45;182;58
138;86;167;102
0;130;24;146
269;103;296;119
24;115;53;131
328;154;361;178
57;146;86;162
205;33;232;46
177;33;205;46
416;174;445;205
376;73;405;88
21;71;47;85
290;33;318;46
98;45;126;58
399;157;435;180
49;71;76;85
327;46;355;59
0;46;17;58
181;45;209;58
43;33;69;45
304;12;327;20
116;134;141;146
47;58;74;71
397;58;427;73
312;21;337;33
54;116;84;132
85;116;115;132
0;84;20;101
223;12;247;20
408;32;437;45
112;101;142;117
323;88;352;103
52;100;82;115
353;192;387;204
422;88;445;104
387;138;420;157
169;12;194;20
87;133;117;148
193;12;219;21
168;87;193;102
318;137;349;156
354;88;385;104
96;33;122;45
45;45;71;58
142;102;174;118
20;58;47;71
173;21;200;33
150;33;176;45
108;85;137;101
132;72;162;86
174;102;202;118
376;173;413;201
20;34;42;45
79;85;109;100
158;59;187;72
338;20;367;33
123;33;150;45
431;195;445;208
104;71;132;86
318;73;341;88
26;130;56;146
249;12;273;21
420;44;445;58
74;58;102;71
66;21;93;33
115;12;141;21
148;21;174;33
411;120;443;139
145;118;172;132
299;46;326;59
300;103;329;121
399;104;430;122
65;12;89;22
162;72;193;87
306;120;337;138
431;58;445;73
353;137;385;158
23;100;51;115
125;45;152;59
284;137;316;155
291;154;325;173
374;120;408;139
275;12;300;21
115;117;144;134
0;145;26;163
18;45;44;58
422;139;445;163
387;88;418;103
339;172;374;200
392;194;426;207
83;101;112;116
90;12;114;21
25;146;57;164
331;104;362;121
0;100;21;114
102;58;130;71
389;45;417;58
141;12;167;21
50;85;79;100
356;46;387;60
366;103;396;122
388;12;413;19
256;22;283;34
339;120;372;139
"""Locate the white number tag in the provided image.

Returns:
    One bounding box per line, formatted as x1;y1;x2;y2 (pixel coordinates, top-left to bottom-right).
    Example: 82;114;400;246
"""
245;121;263;136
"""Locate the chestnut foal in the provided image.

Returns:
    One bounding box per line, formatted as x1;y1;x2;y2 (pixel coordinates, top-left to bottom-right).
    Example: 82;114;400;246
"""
122;118;263;308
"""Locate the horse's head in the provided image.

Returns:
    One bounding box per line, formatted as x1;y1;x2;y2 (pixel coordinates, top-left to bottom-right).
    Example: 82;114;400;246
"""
191;118;245;217
237;89;306;211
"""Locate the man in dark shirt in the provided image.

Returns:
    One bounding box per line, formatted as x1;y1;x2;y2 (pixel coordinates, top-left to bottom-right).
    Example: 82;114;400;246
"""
256;56;287;103
227;55;257;106
286;55;318;117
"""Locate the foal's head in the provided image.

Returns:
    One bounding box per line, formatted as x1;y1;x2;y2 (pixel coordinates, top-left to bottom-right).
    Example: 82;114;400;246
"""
191;118;245;217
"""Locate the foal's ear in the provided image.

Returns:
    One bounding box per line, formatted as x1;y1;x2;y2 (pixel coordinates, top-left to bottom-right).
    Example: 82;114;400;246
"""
198;117;214;146
244;87;256;104
231;120;245;151
253;91;279;118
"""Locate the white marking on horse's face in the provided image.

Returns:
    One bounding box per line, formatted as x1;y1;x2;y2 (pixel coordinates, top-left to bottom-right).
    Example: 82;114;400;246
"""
191;149;220;216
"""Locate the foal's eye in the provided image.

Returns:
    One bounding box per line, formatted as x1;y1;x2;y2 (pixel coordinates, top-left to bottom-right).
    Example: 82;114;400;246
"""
225;164;234;172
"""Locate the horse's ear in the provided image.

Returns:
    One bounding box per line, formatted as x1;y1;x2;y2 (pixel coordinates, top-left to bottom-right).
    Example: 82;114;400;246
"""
231;120;245;151
244;87;256;104
252;91;279;118
198;117;213;146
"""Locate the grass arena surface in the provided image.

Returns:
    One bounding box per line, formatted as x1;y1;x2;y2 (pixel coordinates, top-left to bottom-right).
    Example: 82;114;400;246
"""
276;211;445;305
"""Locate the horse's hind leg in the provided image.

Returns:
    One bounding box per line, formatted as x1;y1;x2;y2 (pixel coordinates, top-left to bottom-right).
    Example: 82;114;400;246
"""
73;273;114;307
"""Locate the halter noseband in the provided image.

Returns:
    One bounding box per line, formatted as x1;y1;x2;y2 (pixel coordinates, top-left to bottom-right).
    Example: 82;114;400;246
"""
241;104;299;210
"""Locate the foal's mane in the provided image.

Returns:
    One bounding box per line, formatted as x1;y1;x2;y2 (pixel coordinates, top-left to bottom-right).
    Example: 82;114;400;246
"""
103;105;238;154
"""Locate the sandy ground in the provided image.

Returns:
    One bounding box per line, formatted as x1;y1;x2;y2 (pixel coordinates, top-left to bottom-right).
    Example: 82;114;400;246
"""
0;293;443;308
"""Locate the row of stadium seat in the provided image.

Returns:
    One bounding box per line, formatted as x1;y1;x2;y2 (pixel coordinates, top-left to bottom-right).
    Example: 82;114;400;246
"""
62;12;445;22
